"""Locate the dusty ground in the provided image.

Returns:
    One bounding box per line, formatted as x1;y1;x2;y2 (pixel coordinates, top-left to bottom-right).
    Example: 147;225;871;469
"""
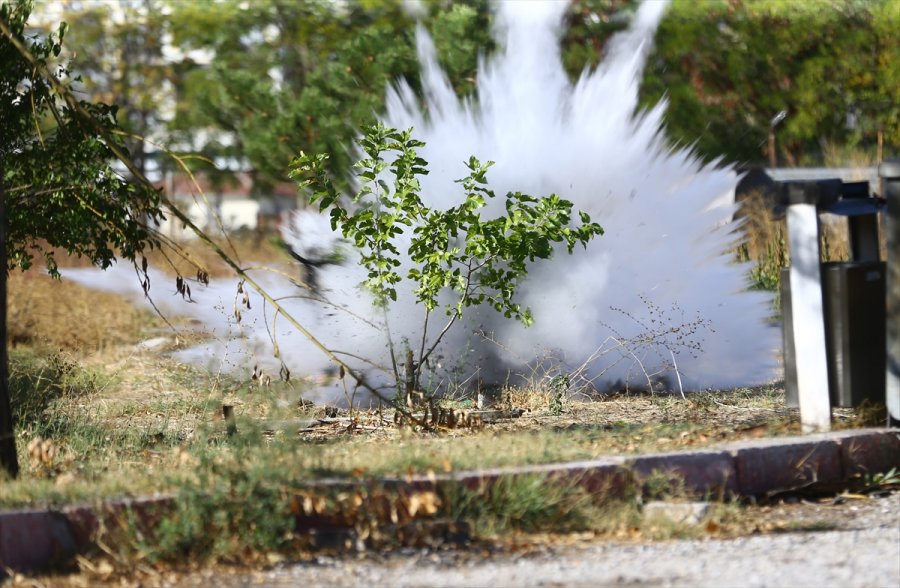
84;339;874;460
8;286;895;587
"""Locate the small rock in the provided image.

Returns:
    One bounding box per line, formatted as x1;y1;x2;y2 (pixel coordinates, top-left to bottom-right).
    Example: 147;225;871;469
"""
643;501;711;525
136;336;172;350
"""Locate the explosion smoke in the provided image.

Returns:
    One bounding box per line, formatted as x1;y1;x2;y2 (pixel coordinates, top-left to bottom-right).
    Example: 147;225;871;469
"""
67;0;779;401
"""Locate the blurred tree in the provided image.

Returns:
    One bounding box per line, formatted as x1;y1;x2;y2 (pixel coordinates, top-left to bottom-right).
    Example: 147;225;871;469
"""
41;0;172;177
165;0;502;190
164;0;421;191
36;0;897;183
638;0;898;166
560;0;638;78
424;0;494;96
0;0;167;478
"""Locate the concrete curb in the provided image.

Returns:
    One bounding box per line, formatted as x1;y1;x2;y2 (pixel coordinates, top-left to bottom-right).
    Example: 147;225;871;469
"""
1;428;897;575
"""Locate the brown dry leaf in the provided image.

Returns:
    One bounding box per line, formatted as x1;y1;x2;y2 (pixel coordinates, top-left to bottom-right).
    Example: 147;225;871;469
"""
172;447;197;467
302;495;314;515
76;556;115;579
705;520;720;533
389;502;399;524
740;424;768;437
27;437;57;465
406;491;441;517
55;472;78;487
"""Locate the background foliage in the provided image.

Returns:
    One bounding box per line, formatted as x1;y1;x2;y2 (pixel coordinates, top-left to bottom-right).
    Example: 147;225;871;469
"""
38;0;898;197
1;0;164;276
638;0;899;166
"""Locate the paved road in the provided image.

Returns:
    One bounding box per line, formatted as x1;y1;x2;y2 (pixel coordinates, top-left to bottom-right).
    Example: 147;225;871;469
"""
171;492;900;588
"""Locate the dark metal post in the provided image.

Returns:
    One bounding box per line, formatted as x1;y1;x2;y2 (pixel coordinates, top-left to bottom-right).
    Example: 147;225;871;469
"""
223;404;237;436
769;110;787;169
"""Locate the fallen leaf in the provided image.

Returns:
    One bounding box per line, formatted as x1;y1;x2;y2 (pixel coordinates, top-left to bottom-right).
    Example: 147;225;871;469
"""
407;491;441;517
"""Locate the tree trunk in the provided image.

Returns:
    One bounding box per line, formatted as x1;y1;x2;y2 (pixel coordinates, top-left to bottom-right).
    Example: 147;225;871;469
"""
0;153;20;478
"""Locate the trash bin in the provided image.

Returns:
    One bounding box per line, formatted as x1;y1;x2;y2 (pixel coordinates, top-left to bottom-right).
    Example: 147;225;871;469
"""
780;179;886;409
821;260;886;407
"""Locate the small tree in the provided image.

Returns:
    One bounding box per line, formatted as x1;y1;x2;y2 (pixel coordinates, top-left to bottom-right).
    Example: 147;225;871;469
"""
292;123;603;403
0;0;167;477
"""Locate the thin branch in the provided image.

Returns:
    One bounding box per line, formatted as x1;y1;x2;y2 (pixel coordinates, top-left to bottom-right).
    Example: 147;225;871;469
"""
606;336;655;393
670;349;686;400
416;306;431;390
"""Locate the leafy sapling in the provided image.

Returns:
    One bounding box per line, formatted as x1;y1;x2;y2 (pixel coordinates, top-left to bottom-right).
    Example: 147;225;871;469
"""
291;123;603;403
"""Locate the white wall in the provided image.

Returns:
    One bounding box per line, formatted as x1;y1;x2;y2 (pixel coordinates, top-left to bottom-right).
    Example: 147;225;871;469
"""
162;196;260;240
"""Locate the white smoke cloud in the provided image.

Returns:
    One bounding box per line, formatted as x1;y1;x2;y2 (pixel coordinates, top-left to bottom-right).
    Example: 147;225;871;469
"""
65;0;780;401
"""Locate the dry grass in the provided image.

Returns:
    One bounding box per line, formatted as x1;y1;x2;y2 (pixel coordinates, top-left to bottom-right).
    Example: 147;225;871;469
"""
2;232;892;582
3;333;876;512
7;270;158;352
139;233;290;280
2;240;883;512
820;140;879;171
737;190;856;293
738;190;788;266
740;190;852;263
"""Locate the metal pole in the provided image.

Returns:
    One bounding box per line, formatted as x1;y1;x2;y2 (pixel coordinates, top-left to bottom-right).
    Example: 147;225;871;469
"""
769;111;787;169
768;129;777;168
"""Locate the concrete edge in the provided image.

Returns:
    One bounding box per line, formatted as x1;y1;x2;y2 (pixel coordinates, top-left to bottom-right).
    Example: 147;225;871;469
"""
1;428;897;575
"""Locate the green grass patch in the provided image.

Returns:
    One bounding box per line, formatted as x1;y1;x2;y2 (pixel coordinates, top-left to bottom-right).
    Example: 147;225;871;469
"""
2;344;886;575
1;350;812;511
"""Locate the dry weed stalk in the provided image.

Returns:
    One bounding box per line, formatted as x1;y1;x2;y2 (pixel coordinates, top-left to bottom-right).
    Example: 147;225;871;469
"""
472;296;709;405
